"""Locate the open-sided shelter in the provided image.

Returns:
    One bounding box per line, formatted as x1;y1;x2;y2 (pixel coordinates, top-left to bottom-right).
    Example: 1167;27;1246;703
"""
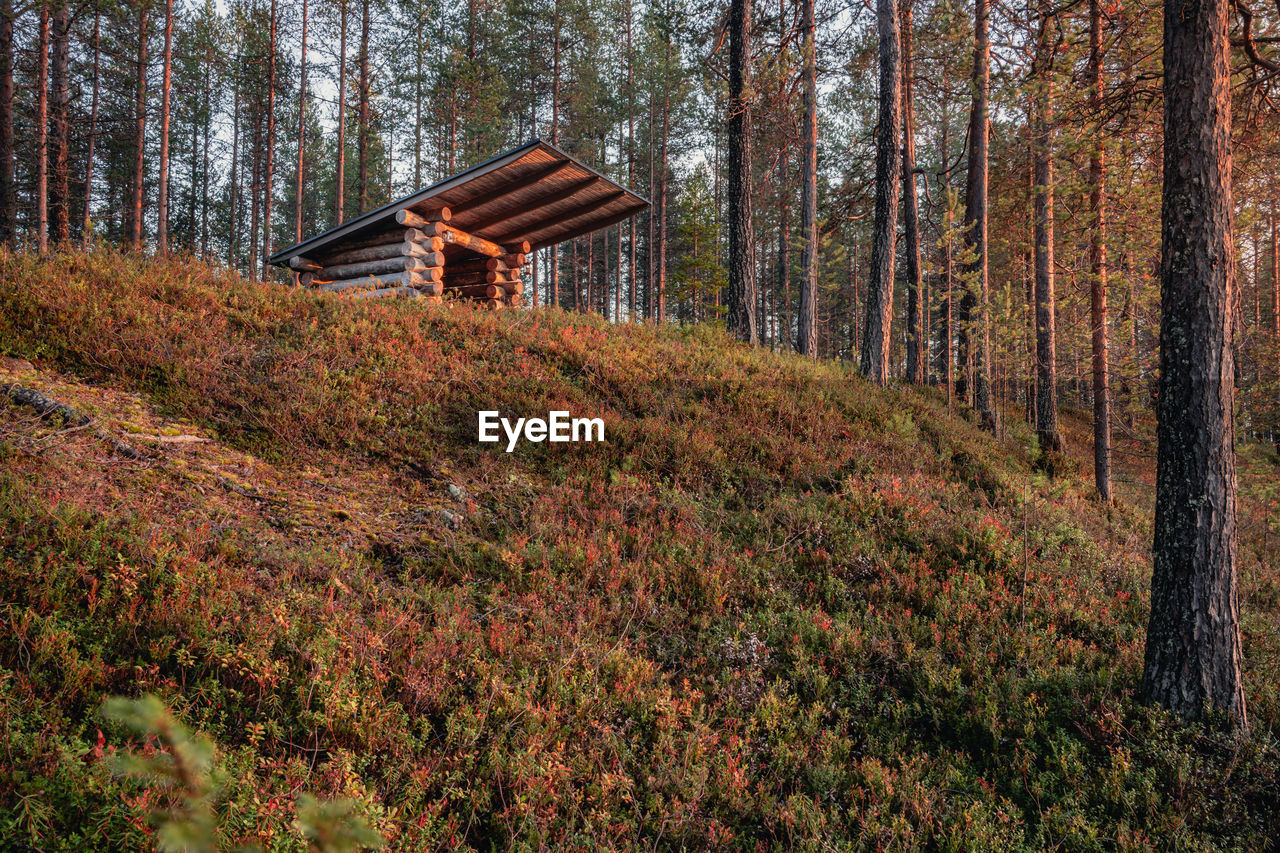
268;140;650;308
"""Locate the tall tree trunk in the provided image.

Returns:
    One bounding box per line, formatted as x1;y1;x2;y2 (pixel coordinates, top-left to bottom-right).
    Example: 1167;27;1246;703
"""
616;125;624;321
1024;250;1036;426
939;118;954;406
263;0;277;274
778;166;791;351
82;8;100;248
1088;0;1111;498
901;0;923;382
49;2;69;243
587;230;595;314
0;0;13;245
336;0;347;224
157;0;173;254
657;48;670;324
572;238;581;312
356;0;370;212
627;0;636;320
961;0;996;428
201;39;211;257
229;44;240;264
1033;0;1062;453
249;110;260;274
797;0;818;356
727;0;758;343
551;0;560;306
1141;0;1246;727
130;6;149;250
860;0;901;385
35;6;49;252
187;73;197;250
1272;210;1279;338
295;0;307;246
646;73;654;318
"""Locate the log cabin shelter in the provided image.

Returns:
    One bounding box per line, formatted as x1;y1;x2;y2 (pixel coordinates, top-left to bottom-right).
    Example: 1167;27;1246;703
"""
268;139;650;309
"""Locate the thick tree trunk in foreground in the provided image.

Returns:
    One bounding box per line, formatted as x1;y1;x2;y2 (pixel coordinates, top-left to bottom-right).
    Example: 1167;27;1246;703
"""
1141;0;1246;728
797;0;818;356
1089;0;1112;499
727;0;758;344
901;0;923;383
860;0;901;384
961;0;996;428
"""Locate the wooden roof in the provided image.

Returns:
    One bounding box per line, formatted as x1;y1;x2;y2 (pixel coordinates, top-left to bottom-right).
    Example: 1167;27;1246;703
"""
269;139;649;267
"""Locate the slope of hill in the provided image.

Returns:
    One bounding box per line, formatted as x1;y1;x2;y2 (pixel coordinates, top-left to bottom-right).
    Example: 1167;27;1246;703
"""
0;249;1276;850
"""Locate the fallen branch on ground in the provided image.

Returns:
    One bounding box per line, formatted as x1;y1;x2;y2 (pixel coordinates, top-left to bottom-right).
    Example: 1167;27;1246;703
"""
1;384;147;460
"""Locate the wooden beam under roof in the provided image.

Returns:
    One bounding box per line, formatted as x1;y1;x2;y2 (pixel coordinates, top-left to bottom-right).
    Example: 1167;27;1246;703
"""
531;201;649;251
467;176;601;232
449;159;572;217
497;190;626;244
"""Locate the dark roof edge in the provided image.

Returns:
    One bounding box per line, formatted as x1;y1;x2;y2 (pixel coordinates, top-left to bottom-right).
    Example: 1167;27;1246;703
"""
269;139;650;266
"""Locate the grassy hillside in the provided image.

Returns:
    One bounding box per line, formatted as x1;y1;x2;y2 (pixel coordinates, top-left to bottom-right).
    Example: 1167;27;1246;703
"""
0;249;1277;851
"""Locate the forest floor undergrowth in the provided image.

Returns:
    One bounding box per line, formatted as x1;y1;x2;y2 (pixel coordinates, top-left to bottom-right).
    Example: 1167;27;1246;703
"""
0;249;1277;851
